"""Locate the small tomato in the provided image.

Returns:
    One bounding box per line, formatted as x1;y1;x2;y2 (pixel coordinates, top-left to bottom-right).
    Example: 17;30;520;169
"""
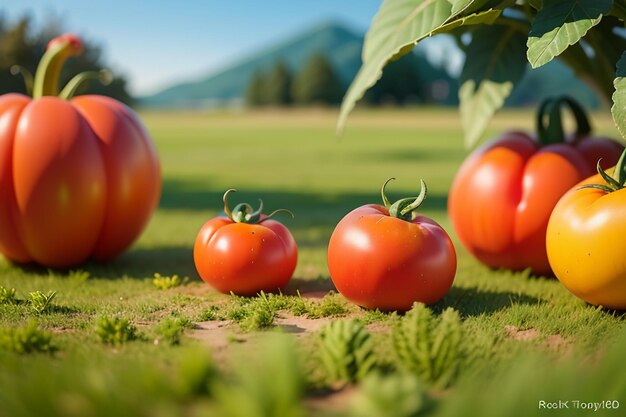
327;179;456;311
194;189;297;295
547;150;626;309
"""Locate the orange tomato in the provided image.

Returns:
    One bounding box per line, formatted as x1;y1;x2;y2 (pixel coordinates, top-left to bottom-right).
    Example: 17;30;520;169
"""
194;190;297;295
0;34;160;267
547;152;626;309
448;97;623;276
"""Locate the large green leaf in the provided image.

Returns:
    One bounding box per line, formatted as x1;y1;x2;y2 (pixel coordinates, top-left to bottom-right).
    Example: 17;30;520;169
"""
527;0;612;69
613;52;626;139
361;0;452;64
338;0;502;133
459;24;527;147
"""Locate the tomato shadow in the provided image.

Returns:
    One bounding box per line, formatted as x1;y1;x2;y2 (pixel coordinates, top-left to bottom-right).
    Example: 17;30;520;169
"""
431;286;543;318
1;246;199;281
352;148;467;163
284;276;337;297
81;246;200;281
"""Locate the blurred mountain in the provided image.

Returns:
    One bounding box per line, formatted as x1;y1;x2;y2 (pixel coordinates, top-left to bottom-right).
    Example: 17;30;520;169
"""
139;21;599;108
139;22;364;107
140;22;459;108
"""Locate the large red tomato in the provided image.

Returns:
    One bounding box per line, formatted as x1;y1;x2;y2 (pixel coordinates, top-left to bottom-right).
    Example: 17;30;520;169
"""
448;97;623;276
328;179;456;311
194;190;298;295
0;34;160;267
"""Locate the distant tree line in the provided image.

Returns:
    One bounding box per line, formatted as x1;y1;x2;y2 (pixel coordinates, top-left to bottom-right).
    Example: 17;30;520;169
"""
0;16;133;105
247;53;344;106
246;51;457;107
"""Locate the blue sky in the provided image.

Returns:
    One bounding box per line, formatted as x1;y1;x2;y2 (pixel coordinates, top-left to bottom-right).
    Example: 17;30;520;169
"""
3;0;383;95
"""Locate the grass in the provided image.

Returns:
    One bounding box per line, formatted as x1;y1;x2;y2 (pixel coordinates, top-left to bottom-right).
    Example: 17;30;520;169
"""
0;107;624;416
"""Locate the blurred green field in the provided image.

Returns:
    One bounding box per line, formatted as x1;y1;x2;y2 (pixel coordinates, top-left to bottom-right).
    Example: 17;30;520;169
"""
1;108;625;417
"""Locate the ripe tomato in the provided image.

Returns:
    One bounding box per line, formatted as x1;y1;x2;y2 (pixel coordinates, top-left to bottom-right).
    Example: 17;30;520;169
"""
0;34;160;268
547;151;626;309
194;189;297;295
327;179;456;311
448;97;623;276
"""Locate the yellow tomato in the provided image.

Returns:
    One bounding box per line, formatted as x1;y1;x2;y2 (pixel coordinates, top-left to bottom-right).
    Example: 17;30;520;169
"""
547;167;626;309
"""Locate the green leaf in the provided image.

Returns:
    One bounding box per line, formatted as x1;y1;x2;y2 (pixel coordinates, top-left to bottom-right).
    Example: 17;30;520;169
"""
459;24;527;147
527;0;612;69
338;0;453;134
432;8;501;35
361;1;451;63
448;0;506;15
338;0;503;133
613;52;626;139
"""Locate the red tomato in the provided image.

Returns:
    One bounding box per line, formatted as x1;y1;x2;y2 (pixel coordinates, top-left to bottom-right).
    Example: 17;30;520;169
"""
327;179;456;311
0;34;160;267
194;190;298;295
448;97;623;276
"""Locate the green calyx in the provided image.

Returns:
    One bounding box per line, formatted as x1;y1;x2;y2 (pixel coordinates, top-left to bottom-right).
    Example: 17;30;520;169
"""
381;178;428;222
579;149;626;194
536;96;591;146
12;34;112;100
222;189;294;224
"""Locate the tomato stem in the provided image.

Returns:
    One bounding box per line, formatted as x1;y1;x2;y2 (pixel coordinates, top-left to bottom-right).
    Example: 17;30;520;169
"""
382;178;428;221
381;177;395;208
614;148;626;185
231;203;257;223
10;65;34;95
597;159;621;189
260;209;295;223
399;180;427;216
578;148;626;193
222;189;236;220
536;96;591;146
32;34;84;99
59;69;112;100
221;189;293;224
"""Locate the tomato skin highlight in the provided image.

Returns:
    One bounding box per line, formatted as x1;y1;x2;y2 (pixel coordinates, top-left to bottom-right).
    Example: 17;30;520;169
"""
72;95;161;261
327;204;456;311
12;97;107;267
194;216;298;295
547;172;626;310
448;130;622;276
